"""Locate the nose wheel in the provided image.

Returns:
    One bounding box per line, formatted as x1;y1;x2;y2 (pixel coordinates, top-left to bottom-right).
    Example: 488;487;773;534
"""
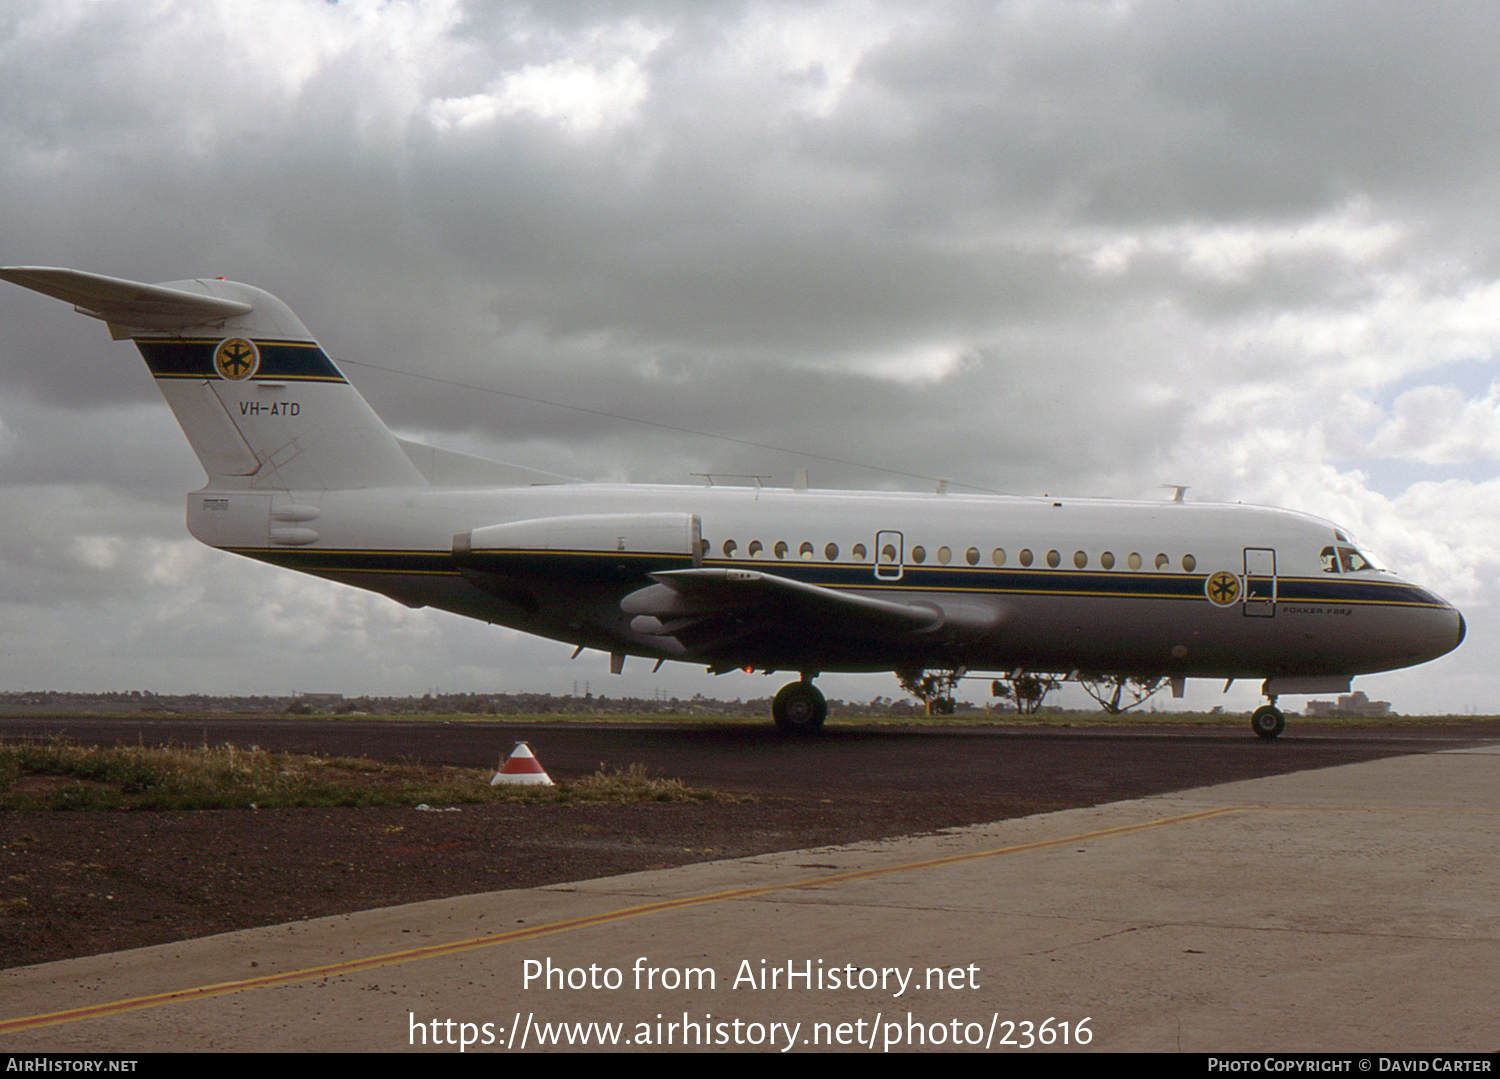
1250;704;1285;740
773;679;827;734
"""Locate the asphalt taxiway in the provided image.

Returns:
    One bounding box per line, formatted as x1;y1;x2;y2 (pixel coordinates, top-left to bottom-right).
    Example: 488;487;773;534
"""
3;738;1497;1053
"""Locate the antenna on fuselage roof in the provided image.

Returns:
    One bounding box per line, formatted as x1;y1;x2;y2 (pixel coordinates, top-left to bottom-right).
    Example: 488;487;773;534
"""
1162;484;1189;503
691;473;770;489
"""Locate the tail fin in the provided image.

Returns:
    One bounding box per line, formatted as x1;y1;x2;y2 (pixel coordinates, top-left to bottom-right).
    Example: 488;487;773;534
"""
0;267;425;491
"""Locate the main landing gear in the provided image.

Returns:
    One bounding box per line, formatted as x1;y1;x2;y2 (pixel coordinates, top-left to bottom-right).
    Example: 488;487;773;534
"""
1250;699;1286;740
772;675;827;734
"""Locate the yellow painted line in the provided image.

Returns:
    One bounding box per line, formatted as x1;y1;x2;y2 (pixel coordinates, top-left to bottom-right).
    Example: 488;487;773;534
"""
1243;804;1500;816
1;806;1238;1034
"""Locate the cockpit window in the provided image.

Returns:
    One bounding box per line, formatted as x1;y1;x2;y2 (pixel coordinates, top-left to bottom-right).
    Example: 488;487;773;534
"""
1321;544;1380;573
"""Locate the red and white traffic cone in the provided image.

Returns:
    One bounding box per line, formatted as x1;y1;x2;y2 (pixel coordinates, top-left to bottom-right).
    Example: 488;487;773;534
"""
490;741;554;786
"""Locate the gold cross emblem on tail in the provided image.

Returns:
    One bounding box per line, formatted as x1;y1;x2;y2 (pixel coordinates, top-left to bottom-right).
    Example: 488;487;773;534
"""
214;337;259;380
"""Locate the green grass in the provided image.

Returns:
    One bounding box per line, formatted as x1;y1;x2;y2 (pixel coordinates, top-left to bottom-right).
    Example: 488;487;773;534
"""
0;739;728;811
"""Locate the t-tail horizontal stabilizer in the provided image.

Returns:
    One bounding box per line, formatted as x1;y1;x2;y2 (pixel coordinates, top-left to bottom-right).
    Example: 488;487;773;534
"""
0;267;252;336
1;265;425;491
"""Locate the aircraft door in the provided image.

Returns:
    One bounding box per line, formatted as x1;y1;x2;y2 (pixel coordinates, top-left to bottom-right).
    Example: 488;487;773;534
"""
875;530;904;580
1243;548;1276;617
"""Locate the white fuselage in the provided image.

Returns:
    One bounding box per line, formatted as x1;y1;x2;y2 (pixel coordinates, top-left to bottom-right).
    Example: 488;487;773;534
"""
185;480;1465;683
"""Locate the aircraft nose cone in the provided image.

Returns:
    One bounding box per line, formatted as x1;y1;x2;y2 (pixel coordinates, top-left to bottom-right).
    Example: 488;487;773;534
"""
1428;600;1466;661
1396;590;1466;668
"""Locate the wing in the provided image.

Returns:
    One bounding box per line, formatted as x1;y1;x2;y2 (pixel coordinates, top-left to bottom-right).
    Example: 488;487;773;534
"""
621;568;955;657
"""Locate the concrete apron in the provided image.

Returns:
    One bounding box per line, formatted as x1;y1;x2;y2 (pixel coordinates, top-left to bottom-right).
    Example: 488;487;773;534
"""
4;745;1497;1053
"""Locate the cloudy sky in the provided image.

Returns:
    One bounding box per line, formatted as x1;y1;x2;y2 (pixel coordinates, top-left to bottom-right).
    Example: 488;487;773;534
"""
1;0;1496;714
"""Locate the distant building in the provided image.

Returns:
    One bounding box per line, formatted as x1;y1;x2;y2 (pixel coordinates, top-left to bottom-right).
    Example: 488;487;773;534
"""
1305;691;1391;717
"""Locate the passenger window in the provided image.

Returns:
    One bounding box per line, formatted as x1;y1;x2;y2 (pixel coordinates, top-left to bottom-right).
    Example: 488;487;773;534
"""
853;543;867;561
992;548;1006;566
1074;551;1087;569
825;542;839;561
911;545;927;564
1019;548;1033;567
723;539;737;557
701;539;710;555
1181;554;1196;572
881;544;897;563
1101;551;1115;570
774;541;788;559
749;540;763;558
1127;552;1142;571
1046;549;1061;568
966;547;980;565
937;546;952;565
799;541;814;560
1155;553;1169;570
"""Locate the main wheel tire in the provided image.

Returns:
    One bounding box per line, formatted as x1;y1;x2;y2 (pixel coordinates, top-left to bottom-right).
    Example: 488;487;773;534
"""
773;681;827;734
1250;704;1285;740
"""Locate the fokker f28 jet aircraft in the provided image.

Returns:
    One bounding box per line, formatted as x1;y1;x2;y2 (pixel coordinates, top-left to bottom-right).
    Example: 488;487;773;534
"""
1;267;1466;738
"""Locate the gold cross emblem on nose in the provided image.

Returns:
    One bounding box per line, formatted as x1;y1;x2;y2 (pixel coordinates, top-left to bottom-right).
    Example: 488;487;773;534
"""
1205;570;1240;607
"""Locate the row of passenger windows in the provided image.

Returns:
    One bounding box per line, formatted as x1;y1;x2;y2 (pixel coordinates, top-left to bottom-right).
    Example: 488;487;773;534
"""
711;538;1198;572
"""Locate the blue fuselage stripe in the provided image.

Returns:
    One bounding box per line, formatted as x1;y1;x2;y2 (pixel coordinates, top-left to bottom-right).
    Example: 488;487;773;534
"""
229;547;1449;609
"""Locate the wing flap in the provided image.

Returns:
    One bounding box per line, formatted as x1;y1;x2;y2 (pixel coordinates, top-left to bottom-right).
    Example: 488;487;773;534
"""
0;267;252;331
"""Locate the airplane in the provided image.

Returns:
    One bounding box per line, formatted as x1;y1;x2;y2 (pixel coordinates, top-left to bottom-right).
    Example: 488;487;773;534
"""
0;266;1467;738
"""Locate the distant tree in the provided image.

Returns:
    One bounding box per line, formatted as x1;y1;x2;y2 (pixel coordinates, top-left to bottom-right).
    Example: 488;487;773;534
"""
1078;675;1163;714
991;673;1060;715
896;667;964;715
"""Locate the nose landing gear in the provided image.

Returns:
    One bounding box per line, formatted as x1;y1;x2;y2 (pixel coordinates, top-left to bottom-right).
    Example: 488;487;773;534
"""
772;675;827;734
